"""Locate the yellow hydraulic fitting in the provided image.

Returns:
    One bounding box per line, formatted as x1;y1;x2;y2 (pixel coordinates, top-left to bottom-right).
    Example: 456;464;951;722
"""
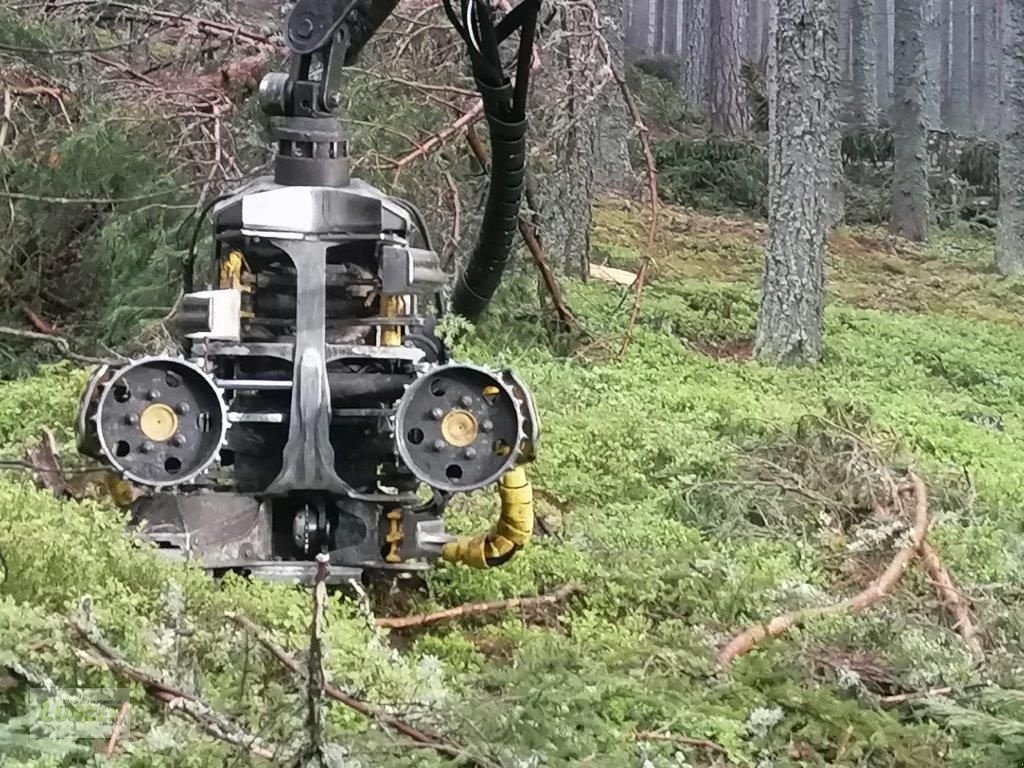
220;249;254;318
441;466;534;568
381;295;404;347
385;508;404;563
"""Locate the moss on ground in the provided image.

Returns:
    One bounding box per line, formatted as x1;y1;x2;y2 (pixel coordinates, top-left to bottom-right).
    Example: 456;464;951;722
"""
1;201;1024;765
593;200;1024;331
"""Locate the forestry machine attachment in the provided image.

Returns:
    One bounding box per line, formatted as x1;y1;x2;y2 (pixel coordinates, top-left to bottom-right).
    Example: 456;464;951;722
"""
74;0;542;584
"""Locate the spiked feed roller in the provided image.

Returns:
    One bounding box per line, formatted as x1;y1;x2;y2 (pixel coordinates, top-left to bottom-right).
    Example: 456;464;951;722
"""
74;0;542;584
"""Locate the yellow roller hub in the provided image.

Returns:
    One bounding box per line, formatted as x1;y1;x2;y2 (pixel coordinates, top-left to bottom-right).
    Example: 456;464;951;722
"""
140;403;179;442
441;409;479;447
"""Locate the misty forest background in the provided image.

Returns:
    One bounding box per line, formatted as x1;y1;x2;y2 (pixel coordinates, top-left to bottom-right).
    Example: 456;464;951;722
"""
3;0;1024;765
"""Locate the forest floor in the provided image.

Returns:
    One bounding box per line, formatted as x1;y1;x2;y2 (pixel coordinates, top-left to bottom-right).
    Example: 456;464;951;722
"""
2;198;1024;767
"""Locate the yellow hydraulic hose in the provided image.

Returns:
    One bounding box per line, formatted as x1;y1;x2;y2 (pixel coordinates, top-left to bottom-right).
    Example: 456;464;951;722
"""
441;466;534;568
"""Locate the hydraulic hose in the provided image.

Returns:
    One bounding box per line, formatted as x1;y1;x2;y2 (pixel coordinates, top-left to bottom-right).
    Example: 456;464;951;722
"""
332;0;541;319
448;0;541;320
441;466;534;568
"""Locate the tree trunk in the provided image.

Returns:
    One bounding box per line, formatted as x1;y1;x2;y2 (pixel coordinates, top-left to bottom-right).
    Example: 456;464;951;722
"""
851;0;880;123
985;0;1003;134
755;0;837;365
709;0;747;134
535;4;595;279
654;0;667;51
839;0;852;84
875;0;893;117
891;0;930;240
747;0;764;61
940;0;952;123
677;0;687;53
683;0;710;107
997;0;1024;275
972;0;988;135
949;0;972;132
924;0;943;128
628;0;652;53
665;0;681;55
594;0;635;191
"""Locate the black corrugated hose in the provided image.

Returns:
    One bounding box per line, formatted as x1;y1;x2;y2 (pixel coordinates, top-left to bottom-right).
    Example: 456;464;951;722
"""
341;0;542;319
444;0;541;319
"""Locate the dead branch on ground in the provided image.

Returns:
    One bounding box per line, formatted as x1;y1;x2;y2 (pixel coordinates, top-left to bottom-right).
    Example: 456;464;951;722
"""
68;617;282;761
716;473;931;666
302;554;330;766
105;702;130;757
878;686;955;706
0;325;118;365
376;583;581;630
919;541;985;661
227;612;493;767
634;730;729;754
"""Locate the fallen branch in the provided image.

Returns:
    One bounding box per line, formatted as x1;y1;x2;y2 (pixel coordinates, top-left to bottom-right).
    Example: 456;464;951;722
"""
22;304;58;335
376;583;581;631
634;730;728;754
0;324;117;365
0;88;12;151
919;541;984;661
68;618;281;761
302;554;330;766
878;686;954;706
227;613;491;766
90;54;159;87
394;101;484;174
105;702;130;757
716;473;930;666
0;84;66;100
73;1;276;49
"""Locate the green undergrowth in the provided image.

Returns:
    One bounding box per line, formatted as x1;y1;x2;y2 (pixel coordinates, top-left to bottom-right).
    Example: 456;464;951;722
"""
593;201;1023;330
3;204;1024;765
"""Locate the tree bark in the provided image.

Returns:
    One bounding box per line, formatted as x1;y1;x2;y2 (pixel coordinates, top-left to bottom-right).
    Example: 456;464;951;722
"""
747;0;765;61
676;0;686;53
891;0;930;240
534;4;595;279
875;0;893;116
755;0;837;365
923;0;943;128
972;0;988;135
985;0;1003;134
940;0;952;123
709;0;747;134
851;0;880;123
839;0;852;83
683;0;710;107
997;0;1024;275
654;0;667;51
594;0;635;191
949;0;972;133
665;0;681;55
